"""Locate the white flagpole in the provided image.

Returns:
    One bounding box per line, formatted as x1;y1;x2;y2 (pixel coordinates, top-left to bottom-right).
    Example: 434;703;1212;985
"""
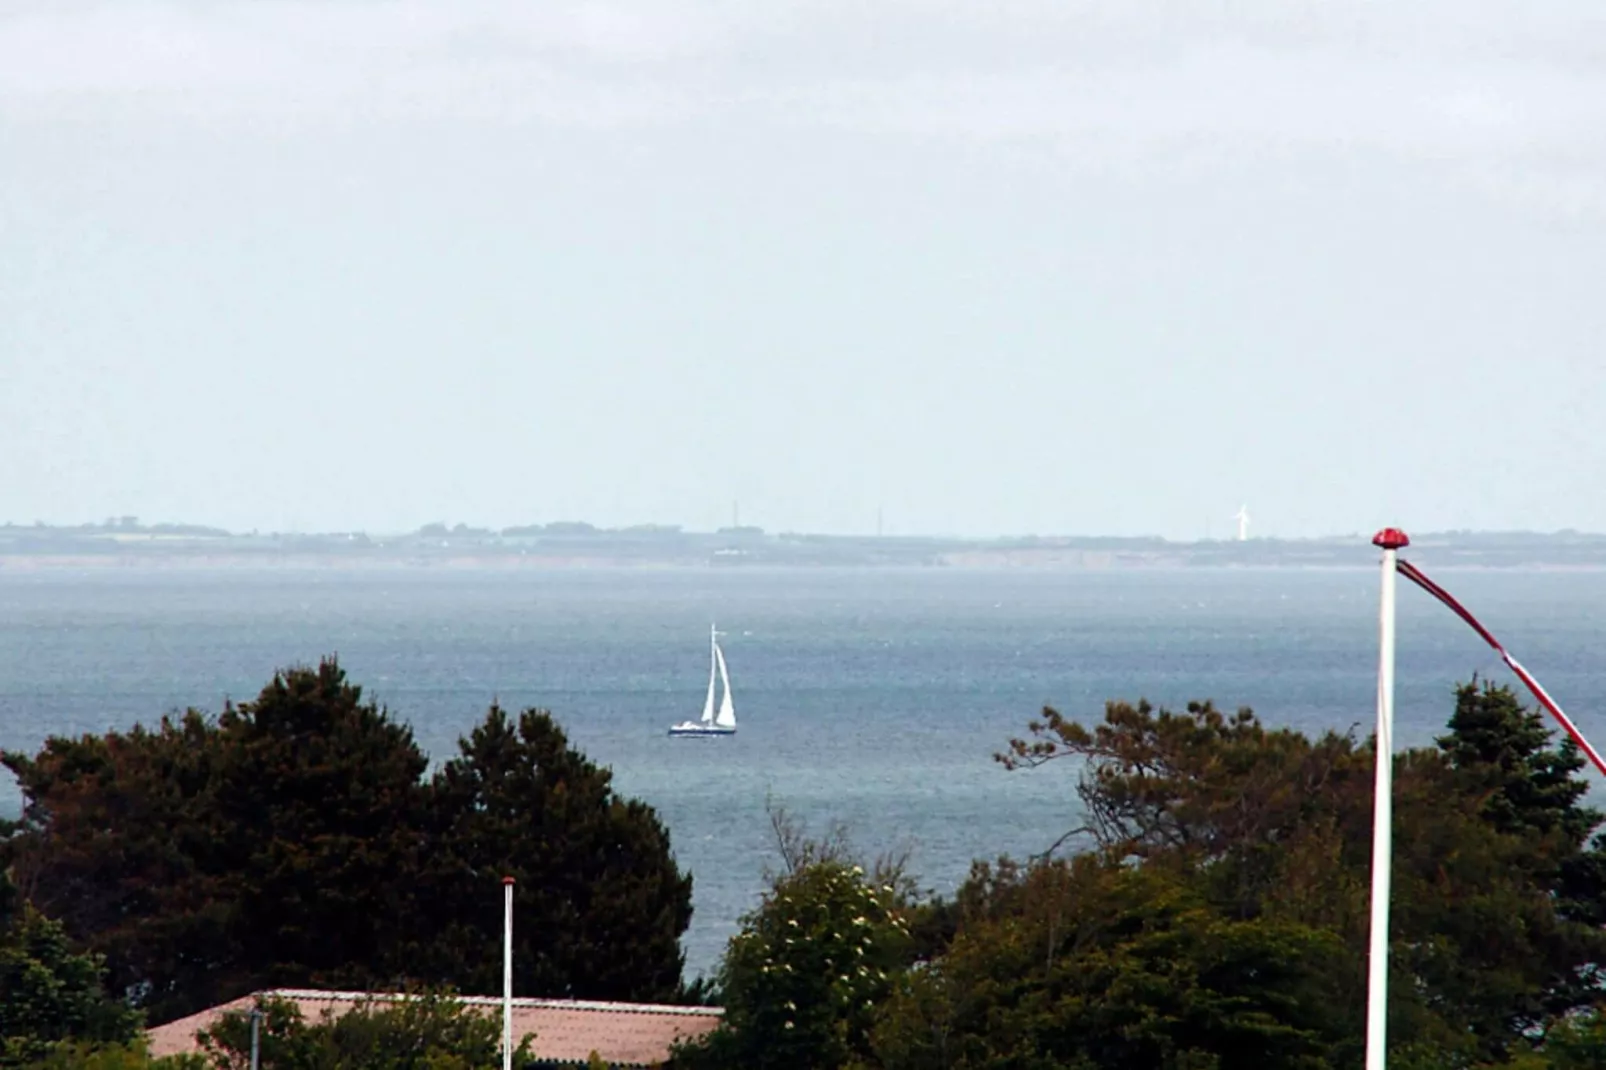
1366;528;1409;1070
503;875;515;1070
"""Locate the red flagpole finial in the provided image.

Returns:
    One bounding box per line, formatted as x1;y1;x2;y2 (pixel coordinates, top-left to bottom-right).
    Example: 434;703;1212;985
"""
1373;528;1410;550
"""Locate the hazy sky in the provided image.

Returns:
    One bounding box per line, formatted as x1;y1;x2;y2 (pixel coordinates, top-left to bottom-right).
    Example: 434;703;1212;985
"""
3;1;1603;538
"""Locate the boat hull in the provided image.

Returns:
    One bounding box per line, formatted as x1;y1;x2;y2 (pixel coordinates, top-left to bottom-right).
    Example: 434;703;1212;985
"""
668;723;737;738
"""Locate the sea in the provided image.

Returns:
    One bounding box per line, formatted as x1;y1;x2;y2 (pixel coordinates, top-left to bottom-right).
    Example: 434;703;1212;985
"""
2;565;1604;982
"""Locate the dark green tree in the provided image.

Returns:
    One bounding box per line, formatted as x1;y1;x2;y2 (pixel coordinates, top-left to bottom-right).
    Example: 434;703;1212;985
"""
212;662;431;996
869;856;1357;1070
1001;690;1606;1064
0;877;142;1066
1;710;236;1027
997;699;1365;874
2;661;693;1024
2;660;428;1023
1438;679;1600;845
1431;681;1606;1040
415;707;693;1003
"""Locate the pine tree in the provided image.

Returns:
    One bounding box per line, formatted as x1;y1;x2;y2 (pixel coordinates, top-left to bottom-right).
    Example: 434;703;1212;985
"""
214;659;431;995
3;661;694;1024
416;707;693;1003
1437;679;1600;845
1436;679;1606;1023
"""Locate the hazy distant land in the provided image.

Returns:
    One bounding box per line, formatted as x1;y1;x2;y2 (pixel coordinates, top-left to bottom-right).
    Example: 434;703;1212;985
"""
3;519;1606;570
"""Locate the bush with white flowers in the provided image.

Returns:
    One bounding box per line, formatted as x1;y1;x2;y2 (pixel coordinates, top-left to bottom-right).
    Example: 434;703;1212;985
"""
705;861;912;1069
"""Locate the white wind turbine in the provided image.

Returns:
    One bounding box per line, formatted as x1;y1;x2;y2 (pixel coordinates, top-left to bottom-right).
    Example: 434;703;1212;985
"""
1233;505;1250;542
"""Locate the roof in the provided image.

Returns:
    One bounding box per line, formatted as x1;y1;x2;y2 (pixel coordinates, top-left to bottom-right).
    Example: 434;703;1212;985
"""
146;989;724;1067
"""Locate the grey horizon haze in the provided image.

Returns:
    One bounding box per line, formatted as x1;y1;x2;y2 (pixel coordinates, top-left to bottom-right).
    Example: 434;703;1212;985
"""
2;1;1603;540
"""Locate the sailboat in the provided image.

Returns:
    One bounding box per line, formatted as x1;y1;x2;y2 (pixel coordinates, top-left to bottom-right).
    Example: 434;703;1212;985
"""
669;625;738;737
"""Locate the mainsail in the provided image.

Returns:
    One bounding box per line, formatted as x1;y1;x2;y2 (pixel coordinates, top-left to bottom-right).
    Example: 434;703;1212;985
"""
714;643;736;728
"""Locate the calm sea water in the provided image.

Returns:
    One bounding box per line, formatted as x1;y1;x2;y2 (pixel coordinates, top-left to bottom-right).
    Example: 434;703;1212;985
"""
2;565;1603;981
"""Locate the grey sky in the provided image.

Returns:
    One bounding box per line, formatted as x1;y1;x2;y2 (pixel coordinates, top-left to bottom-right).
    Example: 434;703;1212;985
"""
2;1;1603;538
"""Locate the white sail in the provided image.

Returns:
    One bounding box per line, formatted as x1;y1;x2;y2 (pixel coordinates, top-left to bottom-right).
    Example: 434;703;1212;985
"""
714;642;736;728
669;623;738;737
700;624;717;724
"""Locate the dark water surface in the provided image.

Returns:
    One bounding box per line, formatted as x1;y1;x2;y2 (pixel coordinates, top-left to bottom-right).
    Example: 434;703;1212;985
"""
3;565;1603;979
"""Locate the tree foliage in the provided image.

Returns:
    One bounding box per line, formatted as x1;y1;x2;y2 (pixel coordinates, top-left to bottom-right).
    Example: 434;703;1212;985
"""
694;682;1606;1069
678;860;913;1070
1532;1009;1606;1069
0;875;142;1067
674;807;923;1070
1;659;693;1025
195;992;531;1070
15;1041;204;1070
871;857;1358;1070
411;706;692;1003
990;684;1606;1065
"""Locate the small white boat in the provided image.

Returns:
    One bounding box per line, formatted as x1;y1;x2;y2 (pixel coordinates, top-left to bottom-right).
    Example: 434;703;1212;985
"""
669;624;737;737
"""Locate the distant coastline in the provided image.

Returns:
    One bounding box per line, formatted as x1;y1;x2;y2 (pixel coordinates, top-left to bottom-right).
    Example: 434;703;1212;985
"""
4;521;1606;571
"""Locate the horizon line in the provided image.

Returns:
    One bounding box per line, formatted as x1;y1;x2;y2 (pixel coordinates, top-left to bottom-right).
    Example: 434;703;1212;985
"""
4;519;1604;545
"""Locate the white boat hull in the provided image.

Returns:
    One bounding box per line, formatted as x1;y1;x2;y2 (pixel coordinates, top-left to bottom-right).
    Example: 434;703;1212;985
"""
668;722;736;738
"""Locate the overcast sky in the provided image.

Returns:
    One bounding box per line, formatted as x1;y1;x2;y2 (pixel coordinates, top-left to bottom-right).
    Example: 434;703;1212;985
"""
2;1;1603;538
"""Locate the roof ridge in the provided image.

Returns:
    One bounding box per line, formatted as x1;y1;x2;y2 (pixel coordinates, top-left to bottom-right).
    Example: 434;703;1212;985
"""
258;989;724;1016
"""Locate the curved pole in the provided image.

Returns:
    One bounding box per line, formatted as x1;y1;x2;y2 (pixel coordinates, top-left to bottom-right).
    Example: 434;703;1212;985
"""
1396;558;1606;778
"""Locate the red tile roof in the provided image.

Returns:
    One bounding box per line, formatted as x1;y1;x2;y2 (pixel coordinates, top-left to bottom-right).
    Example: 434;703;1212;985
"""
146;989;723;1067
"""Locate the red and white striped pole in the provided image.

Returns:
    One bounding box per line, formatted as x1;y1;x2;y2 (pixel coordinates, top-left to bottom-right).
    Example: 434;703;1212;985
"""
1395;558;1606;779
503;876;515;1070
1367;527;1410;1070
